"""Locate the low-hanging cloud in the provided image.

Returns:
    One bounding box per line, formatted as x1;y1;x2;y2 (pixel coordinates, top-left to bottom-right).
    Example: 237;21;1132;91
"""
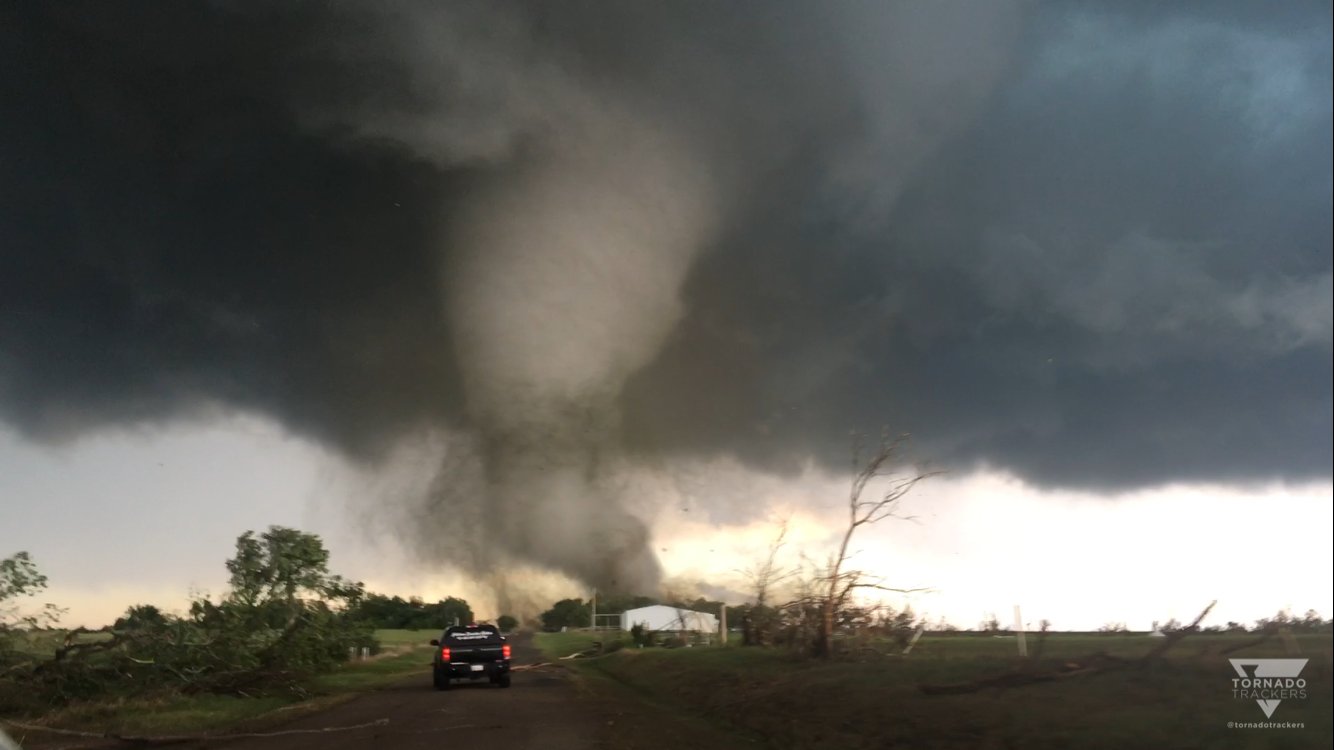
1;1;1328;597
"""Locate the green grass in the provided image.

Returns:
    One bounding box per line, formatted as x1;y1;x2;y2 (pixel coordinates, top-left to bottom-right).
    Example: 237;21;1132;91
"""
540;632;1334;750
6;631;436;738
373;628;439;647
23;694;298;736
6;629;113;658
532;630;627;660
309;645;433;692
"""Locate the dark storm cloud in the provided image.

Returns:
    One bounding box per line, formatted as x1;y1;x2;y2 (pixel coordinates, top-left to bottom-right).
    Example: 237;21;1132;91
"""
620;0;1333;488
2;0;1329;521
0;2;470;457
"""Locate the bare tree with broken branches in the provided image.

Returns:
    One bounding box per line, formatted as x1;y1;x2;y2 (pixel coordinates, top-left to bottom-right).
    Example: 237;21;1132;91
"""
737;519;797;646
809;431;938;658
741;518;793;609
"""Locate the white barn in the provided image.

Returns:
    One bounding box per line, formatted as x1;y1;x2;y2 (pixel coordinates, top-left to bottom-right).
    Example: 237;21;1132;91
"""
621;605;718;634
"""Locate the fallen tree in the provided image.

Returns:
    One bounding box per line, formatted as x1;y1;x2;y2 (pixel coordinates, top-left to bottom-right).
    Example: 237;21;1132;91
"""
0;528;374;716
918;601;1218;696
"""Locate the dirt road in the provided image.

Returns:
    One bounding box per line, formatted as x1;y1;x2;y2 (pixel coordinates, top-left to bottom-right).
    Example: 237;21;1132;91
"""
201;670;595;750
186;634;757;750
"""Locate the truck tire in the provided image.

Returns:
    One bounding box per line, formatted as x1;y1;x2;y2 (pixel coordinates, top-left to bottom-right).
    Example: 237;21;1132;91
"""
433;668;452;691
497;673;511;688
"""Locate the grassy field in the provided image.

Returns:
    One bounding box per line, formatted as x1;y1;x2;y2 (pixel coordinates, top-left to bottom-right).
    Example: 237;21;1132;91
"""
5;629;113;659
3;630;436;739
374;628;440;647
537;631;1334;749
531;630;625;659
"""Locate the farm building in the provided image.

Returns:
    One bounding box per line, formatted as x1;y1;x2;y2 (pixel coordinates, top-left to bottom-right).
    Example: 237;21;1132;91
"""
621;605;718;634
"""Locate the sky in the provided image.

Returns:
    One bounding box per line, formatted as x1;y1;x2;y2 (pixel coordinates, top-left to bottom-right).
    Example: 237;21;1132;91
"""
1;1;1330;628
2;419;1329;630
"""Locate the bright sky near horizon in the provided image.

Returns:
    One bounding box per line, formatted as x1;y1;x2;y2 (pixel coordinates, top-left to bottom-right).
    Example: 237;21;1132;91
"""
4;419;1328;631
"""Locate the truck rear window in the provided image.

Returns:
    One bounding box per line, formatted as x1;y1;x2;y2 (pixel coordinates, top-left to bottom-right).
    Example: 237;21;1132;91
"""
443;627;503;644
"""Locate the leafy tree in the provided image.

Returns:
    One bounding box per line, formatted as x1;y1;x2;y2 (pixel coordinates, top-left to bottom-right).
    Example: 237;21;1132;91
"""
0;552;46;605
1;551;49;667
354;594;410;627
422;597;474;629
179;527;371;685
0;551;60;634
227;528;347;616
350;593;472;629
114;604;169;631
497;614;518;633
540;598;590;631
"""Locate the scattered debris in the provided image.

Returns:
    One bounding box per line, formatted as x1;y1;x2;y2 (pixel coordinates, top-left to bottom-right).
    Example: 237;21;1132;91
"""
918;600;1218;696
558;641;605;660
511;662;557;672
919;654;1127;695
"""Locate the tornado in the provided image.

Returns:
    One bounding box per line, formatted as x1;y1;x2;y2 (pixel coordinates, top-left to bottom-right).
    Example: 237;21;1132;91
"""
446;125;717;594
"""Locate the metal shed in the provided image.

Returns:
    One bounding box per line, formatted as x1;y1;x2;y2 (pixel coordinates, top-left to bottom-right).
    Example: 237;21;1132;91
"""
621;604;718;634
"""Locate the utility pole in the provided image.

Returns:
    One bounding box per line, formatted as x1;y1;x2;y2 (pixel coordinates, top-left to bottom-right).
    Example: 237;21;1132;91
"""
1014;605;1027;658
591;588;597;632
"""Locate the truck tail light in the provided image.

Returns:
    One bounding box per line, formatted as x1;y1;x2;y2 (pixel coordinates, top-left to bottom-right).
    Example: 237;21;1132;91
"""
440;647;451;661
502;644;511;659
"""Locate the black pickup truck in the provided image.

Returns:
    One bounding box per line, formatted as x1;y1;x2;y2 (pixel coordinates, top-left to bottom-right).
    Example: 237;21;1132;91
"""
430;624;512;690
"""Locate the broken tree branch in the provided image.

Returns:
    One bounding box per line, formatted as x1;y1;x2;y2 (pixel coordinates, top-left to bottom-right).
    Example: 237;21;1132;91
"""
918;600;1219;696
1143;600;1216;660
